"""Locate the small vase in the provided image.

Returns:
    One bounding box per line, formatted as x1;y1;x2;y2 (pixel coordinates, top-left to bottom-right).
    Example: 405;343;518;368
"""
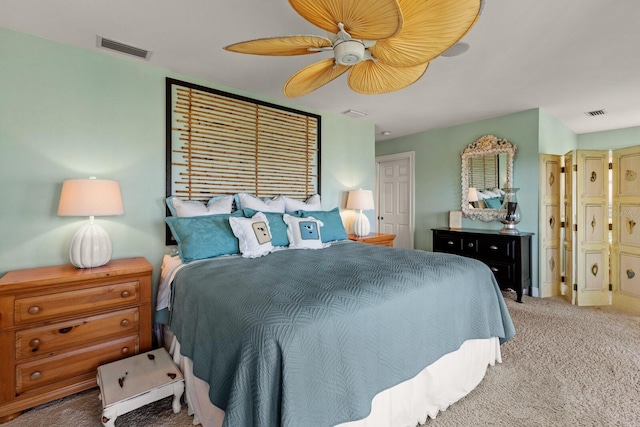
499;188;522;235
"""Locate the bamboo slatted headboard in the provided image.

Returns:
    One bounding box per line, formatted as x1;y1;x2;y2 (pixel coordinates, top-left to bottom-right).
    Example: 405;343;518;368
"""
165;78;321;244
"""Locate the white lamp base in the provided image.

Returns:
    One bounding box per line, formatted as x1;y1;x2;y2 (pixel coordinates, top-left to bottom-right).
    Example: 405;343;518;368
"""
353;211;371;237
69;222;113;268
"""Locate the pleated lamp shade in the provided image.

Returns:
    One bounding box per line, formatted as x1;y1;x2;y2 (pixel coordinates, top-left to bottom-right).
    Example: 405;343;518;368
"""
347;189;375;237
58;178;124;268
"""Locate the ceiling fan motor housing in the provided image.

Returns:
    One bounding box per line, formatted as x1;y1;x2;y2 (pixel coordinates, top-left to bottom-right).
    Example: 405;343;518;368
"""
334;39;365;65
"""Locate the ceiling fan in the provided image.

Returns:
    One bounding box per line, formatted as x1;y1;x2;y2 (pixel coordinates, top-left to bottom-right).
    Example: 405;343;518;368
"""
224;0;484;98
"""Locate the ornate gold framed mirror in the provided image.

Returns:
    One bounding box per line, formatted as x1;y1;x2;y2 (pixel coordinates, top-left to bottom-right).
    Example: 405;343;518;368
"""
461;135;516;221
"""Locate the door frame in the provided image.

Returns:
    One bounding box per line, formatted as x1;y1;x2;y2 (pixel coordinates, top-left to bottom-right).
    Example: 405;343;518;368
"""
375;151;415;249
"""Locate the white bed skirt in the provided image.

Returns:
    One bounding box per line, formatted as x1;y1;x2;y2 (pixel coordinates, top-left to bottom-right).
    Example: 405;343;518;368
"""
163;329;501;427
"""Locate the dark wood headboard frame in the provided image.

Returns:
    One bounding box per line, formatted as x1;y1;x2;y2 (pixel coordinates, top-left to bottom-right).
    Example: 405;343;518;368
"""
165;77;322;245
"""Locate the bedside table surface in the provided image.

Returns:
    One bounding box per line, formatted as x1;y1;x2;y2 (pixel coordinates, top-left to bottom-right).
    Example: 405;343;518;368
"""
348;232;396;241
0;257;152;290
98;348;183;407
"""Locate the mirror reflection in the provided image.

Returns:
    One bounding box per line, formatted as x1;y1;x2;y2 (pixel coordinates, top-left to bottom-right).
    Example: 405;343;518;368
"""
468;153;507;209
461;135;516;221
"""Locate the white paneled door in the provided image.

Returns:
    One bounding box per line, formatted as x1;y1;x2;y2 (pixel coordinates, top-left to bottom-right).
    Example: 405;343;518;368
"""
376;152;414;249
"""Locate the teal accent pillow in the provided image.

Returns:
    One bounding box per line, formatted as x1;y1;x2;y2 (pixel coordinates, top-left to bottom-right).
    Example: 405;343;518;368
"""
165;212;241;263
243;208;289;247
484;197;503;209
298;207;348;243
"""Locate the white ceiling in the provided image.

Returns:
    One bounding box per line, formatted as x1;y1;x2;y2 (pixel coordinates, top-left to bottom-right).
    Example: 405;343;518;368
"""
2;0;639;141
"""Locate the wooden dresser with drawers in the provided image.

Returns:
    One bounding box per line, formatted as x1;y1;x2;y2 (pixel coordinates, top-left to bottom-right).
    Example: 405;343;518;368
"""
0;257;152;423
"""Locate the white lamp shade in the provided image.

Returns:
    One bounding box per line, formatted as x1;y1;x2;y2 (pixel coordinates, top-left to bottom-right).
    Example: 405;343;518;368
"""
346;189;374;210
58;179;124;216
468;187;479;203
69;222;112;268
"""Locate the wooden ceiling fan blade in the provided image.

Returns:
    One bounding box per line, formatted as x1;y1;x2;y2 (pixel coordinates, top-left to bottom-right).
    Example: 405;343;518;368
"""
224;35;332;56
370;0;482;67
347;61;429;94
284;58;349;97
289;0;403;41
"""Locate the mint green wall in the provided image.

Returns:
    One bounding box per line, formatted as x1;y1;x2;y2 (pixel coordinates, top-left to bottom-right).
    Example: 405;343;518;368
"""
539;109;577;154
0;28;375;304
578;126;640;149
376;109;540;290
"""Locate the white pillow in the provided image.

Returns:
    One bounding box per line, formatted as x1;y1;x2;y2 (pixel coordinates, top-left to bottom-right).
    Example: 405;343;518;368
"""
283;214;328;250
228;212;274;258
235;193;285;213
482;189;501;198
284;194;322;213
167;195;233;217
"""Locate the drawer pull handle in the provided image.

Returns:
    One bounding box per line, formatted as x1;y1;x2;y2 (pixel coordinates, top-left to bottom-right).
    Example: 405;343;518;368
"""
28;306;41;315
447;241;454;245
58;327;73;334
491;267;499;272
490;245;498;250
121;290;131;298
120;319;130;327
121;347;130;355
29;338;41;348
467;243;474;248
30;371;42;381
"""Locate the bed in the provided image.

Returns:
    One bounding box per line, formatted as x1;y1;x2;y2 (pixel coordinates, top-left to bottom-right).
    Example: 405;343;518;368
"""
158;240;515;427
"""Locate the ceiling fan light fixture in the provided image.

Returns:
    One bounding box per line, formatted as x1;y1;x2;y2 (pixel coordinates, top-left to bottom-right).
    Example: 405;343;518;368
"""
225;0;484;96
334;40;365;65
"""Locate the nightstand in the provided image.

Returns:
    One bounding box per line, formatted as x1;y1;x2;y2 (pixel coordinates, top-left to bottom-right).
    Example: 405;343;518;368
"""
348;232;396;247
0;257;153;423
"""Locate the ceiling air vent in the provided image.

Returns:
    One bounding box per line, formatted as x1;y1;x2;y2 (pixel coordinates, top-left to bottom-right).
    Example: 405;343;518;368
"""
97;36;151;60
585;109;607;117
341;109;367;118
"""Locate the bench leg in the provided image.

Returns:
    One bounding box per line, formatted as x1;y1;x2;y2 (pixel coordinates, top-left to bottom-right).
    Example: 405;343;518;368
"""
172;381;185;414
102;408;117;427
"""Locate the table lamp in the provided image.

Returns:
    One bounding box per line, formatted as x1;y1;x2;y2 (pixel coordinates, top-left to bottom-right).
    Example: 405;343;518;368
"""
468;187;479;208
58;177;124;268
346;189;375;237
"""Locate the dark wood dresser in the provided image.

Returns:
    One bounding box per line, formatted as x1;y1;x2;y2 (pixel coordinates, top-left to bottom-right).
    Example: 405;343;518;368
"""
432;228;533;302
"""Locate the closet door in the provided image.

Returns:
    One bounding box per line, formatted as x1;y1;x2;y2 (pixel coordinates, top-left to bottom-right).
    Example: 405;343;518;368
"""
611;146;640;314
563;151;575;303
539;155;562;297
575;150;610;306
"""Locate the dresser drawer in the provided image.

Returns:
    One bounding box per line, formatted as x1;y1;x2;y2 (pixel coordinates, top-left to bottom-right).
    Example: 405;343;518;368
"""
14;280;140;325
434;234;463;253
15;335;139;394
483;260;515;284
15;308;139;360
478;238;515;260
461;237;479;256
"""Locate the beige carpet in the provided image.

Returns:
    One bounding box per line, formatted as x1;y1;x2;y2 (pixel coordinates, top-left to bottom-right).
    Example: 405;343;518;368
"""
4;294;639;427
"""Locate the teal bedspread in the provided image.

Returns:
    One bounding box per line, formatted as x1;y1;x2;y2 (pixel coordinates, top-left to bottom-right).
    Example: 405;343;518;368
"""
169;241;515;427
